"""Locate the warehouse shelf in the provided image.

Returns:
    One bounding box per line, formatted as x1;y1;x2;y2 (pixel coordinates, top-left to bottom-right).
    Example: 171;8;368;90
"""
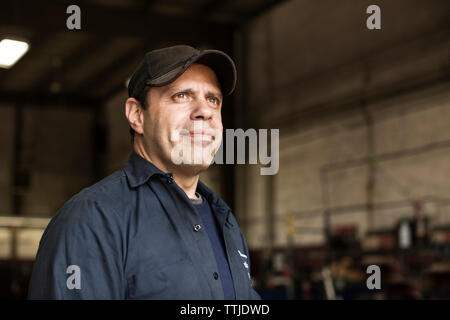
252;221;450;299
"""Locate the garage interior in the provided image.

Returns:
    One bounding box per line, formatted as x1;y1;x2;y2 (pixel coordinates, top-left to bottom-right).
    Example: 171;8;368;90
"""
0;0;449;299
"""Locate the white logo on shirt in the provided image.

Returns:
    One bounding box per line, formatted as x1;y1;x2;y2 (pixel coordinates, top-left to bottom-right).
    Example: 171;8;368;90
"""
237;250;247;259
238;250;251;280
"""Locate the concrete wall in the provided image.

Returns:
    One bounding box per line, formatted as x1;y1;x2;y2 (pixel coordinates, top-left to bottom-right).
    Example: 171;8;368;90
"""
0;104;96;217
238;0;450;250
20;107;96;216
0;106;15;215
272;86;450;248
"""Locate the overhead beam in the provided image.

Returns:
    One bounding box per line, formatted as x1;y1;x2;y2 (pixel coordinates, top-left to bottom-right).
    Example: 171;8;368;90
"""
0;91;100;108
241;0;291;22
32;36;100;93
270;72;450;135
196;0;230;16
77;48;144;94
0;1;236;39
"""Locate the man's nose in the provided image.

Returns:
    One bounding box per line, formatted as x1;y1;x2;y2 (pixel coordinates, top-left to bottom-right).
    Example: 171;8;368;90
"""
191;99;213;120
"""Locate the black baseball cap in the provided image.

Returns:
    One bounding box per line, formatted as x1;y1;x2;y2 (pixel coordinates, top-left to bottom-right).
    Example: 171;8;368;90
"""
128;45;237;99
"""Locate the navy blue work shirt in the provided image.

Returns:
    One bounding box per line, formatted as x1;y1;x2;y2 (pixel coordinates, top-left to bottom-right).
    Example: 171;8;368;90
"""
28;151;261;300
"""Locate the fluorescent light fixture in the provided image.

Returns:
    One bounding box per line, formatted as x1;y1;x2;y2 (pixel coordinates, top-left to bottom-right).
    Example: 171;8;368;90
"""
0;38;29;69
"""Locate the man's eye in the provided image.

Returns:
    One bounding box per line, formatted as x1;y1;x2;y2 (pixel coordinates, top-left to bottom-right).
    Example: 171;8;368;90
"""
208;97;220;105
174;92;188;100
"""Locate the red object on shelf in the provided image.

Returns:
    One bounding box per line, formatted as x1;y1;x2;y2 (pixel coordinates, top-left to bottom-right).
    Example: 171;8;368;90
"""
378;234;396;249
331;225;357;236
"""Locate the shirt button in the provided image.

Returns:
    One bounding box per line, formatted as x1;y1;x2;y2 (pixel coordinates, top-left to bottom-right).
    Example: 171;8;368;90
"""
193;224;202;232
166;174;174;184
213;272;219;280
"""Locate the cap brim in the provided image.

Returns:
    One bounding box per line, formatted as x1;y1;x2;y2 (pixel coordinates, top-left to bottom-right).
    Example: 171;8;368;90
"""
146;50;237;96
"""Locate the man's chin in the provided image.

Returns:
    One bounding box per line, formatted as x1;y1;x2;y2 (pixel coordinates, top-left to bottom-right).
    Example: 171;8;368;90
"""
175;162;211;176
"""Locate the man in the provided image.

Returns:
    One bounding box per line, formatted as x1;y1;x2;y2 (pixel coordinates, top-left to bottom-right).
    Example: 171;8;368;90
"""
28;45;261;300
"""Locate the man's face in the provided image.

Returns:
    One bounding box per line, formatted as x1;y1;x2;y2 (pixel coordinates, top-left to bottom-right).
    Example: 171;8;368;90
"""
141;63;223;175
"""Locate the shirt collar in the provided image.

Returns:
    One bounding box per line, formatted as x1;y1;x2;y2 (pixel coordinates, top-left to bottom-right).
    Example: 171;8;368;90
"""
197;179;234;226
124;151;168;188
124;151;234;226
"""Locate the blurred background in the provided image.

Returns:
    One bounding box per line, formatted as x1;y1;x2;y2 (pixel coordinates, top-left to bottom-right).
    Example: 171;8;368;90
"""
0;0;449;300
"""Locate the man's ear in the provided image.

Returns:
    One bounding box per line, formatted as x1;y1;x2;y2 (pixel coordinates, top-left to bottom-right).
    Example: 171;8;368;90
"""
125;98;144;135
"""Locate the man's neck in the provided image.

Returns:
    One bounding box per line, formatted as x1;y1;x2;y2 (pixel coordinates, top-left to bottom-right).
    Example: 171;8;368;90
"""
172;172;199;199
134;145;199;199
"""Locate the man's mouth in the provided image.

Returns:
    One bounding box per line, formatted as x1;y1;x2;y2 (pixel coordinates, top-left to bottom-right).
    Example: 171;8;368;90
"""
191;131;215;141
180;130;216;141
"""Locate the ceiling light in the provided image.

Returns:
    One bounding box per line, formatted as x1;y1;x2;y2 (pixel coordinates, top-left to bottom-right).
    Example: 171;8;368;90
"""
0;39;30;69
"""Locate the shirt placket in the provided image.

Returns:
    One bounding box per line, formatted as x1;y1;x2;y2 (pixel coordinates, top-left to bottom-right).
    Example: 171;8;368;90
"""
148;175;225;299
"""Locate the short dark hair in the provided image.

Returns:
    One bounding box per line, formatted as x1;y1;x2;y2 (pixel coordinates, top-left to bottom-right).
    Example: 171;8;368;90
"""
129;85;151;143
